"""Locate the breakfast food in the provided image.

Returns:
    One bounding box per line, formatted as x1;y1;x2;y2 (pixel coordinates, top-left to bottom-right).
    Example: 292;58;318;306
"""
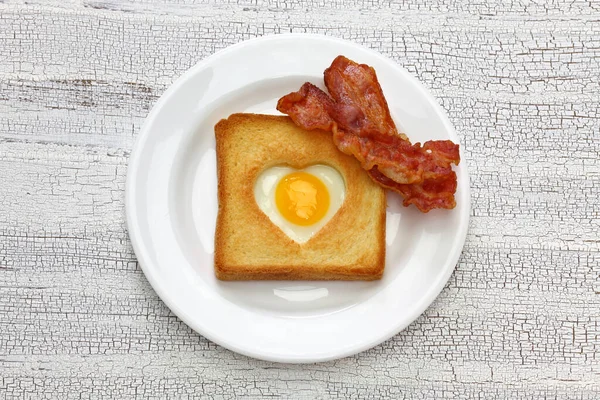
255;164;345;244
277;55;460;212
214;113;385;280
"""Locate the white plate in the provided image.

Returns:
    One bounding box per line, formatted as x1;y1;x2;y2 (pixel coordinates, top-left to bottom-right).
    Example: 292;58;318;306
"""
126;34;470;363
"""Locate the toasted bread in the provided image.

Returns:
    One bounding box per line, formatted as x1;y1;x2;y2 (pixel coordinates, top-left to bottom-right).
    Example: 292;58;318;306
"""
214;113;386;280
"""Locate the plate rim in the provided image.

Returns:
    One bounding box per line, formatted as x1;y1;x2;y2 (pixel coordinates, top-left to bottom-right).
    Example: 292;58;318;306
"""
126;33;471;363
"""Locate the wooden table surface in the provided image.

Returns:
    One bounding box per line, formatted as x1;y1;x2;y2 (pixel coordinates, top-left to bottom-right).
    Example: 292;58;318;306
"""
1;0;599;398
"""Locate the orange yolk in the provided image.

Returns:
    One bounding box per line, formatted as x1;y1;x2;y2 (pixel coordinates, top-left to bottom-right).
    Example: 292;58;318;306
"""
275;172;330;226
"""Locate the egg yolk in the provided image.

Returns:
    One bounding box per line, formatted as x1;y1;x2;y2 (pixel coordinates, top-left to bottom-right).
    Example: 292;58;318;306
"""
275;172;330;226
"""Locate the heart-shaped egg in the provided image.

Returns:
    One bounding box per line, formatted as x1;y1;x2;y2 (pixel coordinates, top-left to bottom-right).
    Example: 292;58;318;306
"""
254;165;346;244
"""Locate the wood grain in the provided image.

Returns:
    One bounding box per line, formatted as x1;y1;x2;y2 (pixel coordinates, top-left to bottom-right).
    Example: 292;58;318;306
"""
1;0;599;398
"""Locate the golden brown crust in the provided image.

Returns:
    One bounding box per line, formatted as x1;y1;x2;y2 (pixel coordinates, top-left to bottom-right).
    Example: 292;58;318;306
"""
214;113;386;280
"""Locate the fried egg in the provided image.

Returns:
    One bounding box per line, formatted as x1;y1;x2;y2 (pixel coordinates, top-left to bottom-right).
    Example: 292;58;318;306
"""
254;165;346;244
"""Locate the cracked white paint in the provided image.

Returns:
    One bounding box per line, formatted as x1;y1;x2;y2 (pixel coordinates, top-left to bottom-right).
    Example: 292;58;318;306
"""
1;0;600;398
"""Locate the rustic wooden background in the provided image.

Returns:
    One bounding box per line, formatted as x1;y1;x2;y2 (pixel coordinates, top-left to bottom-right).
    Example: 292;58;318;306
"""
1;0;599;398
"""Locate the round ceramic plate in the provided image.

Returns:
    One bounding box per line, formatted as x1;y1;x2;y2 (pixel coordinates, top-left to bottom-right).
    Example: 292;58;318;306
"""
126;34;470;363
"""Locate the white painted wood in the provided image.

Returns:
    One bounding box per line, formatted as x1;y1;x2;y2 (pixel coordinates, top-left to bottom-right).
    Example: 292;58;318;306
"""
1;0;599;398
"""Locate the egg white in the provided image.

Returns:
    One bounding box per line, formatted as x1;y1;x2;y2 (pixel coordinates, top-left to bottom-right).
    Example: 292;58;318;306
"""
254;165;346;244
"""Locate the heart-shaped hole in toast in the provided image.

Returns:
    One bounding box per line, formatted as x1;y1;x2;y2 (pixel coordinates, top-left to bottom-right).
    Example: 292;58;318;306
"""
254;164;346;244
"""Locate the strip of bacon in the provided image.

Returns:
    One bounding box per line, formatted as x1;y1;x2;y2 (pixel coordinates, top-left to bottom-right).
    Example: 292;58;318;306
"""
324;54;406;141
277;82;336;132
324;56;459;185
368;167;457;211
277;56;460;212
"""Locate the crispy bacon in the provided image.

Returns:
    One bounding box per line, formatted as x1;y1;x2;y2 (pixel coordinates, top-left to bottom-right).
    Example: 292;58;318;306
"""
276;56;460;212
324;54;407;141
277;82;336;131
368;167;458;211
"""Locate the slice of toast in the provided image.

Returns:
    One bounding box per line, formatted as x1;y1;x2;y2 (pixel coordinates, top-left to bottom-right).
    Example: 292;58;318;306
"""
214;113;386;280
